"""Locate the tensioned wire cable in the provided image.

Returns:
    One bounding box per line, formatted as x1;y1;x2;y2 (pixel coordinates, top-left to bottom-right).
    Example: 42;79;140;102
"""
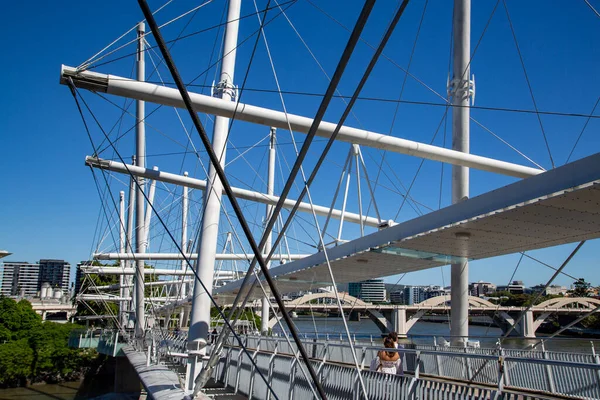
584;0;600;18
141;83;600;121
197;0;377;389
69;81;134;334
502;0;554;169
137;0;377;397
368;0;429;219
247;1;367;360
97;0;300;274
197;0;375;366
78;62;274;360
307;0;547;170
93;4;208;156
93;1;298;156
225;3;412;397
392;0;504;220
73;87;195;360
212;206;320;398
68;79;126;319
86;1;298;71
566;96;600;164
79;0;214;70
468;241;587;384
502;241;586;340
69;80;282;400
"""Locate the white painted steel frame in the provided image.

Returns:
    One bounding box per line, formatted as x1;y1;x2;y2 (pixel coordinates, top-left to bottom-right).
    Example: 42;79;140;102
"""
60;66;543;178
92;253;309;261
85;156;381;227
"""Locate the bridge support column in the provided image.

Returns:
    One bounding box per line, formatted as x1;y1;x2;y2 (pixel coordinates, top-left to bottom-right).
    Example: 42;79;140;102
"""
392;308;408;338
186;0;241;390
450;0;472;346
521;310;535;338
180;305;191;329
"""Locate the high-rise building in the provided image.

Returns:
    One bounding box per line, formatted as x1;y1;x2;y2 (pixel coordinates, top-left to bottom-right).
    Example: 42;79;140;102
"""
469;281;497;297
38;259;70;290
424;285;448;299
389;290;404;304
403;286;427;305
348;279;386;303
530;284;567;296
497;280;525;295
0;261;41;296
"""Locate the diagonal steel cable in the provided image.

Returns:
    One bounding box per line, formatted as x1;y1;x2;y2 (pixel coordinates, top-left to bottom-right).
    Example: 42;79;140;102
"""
137;0;378;396
502;0;555;168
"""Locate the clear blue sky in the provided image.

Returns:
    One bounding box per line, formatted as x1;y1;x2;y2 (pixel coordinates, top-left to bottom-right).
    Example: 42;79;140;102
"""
0;1;598;289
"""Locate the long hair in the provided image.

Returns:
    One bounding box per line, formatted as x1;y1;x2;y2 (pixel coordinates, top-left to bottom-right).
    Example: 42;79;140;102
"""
383;337;396;357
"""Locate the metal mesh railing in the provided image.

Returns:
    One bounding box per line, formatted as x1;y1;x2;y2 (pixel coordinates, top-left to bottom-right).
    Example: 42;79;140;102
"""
214;343;558;400
215;335;600;399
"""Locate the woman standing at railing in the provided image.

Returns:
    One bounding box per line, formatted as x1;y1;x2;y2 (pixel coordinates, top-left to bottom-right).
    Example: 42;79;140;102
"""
370;337;403;375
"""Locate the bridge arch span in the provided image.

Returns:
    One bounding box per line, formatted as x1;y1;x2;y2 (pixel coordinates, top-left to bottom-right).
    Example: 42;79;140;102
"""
267;292;371;329
416;295;496;308
536;297;600;310
285;292;369;307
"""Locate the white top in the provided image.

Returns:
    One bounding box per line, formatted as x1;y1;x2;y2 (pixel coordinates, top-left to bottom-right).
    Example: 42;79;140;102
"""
379;358;401;375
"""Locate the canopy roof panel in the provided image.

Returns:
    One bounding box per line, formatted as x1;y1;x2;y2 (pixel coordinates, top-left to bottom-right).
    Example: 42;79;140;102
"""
214;153;600;304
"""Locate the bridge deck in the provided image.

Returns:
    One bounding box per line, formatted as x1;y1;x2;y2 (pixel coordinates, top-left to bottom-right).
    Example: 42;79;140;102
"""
215;153;600;303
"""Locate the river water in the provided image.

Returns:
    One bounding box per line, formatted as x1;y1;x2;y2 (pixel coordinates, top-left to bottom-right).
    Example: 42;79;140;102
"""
0;381;81;400
273;317;599;353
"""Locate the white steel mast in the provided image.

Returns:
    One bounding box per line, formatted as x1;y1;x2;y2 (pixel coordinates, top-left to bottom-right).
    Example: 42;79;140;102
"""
181;171;189;298
125;157;136;327
119;190;127;327
186;0;241;390
450;0;472;345
134;22;147;339
261;128;276;334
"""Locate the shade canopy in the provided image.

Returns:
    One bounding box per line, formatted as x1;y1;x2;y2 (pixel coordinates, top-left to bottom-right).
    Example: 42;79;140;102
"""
214;153;600;304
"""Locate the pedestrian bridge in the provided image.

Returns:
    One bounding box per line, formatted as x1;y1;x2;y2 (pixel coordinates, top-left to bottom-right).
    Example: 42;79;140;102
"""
266;293;600;338
69;328;600;400
214;153;600;306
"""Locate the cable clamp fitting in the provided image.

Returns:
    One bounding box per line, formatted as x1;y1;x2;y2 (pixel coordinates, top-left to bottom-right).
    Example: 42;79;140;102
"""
447;74;475;105
212;78;238;101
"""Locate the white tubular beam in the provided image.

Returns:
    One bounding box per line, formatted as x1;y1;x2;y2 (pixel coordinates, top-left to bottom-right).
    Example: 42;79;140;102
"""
92;253;310;261
86;156;381;227
62;66;543;178
94;279;194;290
79;295;177;302
81;268;199;276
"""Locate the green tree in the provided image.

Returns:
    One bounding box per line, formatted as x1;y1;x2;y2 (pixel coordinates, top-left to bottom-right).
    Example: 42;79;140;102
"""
569;278;591;297
0;297;41;341
0;339;34;386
